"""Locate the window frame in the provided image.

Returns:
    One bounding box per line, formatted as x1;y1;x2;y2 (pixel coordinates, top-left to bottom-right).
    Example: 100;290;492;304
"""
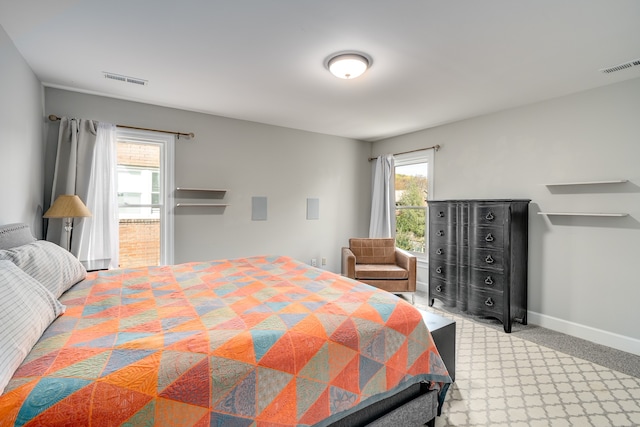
393;150;435;259
116;129;175;265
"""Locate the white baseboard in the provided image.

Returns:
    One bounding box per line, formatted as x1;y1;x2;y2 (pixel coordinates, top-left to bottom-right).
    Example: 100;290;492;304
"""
528;311;640;356
416;280;428;294
416;258;428;294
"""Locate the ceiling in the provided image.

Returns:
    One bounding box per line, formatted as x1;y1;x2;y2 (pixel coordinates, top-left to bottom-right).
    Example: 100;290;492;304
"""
1;1;639;142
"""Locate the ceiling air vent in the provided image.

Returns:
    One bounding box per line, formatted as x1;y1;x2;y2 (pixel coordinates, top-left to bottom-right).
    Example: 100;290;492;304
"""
599;58;640;74
103;72;148;86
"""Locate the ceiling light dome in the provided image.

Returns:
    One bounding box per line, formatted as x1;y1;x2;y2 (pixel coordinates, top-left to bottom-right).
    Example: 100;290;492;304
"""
327;53;371;79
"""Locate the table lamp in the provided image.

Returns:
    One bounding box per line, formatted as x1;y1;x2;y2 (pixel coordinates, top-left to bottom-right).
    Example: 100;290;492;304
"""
44;194;92;251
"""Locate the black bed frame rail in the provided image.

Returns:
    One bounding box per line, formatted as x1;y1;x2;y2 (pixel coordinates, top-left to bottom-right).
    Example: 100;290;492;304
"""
325;382;437;427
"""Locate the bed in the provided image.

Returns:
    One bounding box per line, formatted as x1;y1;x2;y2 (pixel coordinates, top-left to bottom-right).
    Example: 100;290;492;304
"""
0;223;450;426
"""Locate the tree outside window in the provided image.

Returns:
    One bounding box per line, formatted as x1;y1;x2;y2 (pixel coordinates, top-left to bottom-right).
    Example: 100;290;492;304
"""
395;163;428;254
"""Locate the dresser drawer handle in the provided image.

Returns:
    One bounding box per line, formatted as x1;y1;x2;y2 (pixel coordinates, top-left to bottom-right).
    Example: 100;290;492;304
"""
485;212;495;221
436;248;443;255
485;233;494;242
437;211;445;218
436;267;443;274
484;298;494;307
436;230;445;237
485;255;495;264
435;285;443;292
485;276;494;285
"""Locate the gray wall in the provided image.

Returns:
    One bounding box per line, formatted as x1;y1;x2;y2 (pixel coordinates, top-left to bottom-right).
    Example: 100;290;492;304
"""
44;88;371;272
373;78;640;354
0;25;44;236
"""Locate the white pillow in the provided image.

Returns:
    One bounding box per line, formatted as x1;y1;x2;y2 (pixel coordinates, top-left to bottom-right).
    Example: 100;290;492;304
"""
0;240;86;298
0;260;65;395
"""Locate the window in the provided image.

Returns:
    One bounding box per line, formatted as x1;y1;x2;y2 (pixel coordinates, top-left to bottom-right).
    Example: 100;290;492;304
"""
116;130;174;268
117;167;159;218
394;151;434;257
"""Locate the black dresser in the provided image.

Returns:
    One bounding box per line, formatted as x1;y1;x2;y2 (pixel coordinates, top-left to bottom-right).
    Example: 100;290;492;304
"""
428;199;530;333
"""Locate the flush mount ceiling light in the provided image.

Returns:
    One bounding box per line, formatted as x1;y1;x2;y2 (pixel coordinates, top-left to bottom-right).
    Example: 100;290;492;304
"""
326;52;371;79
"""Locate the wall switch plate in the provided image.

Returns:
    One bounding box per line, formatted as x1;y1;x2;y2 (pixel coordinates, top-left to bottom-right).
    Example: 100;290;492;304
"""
311;259;317;267
321;258;327;266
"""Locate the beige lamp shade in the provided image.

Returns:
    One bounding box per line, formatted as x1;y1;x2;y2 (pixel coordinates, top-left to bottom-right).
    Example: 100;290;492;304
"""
44;195;92;218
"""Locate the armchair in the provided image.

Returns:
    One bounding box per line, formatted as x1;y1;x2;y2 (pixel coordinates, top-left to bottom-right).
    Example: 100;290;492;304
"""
342;238;417;304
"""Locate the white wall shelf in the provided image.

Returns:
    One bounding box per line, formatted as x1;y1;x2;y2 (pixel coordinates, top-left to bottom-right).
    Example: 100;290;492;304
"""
175;187;228;209
537;212;628;217
544;179;628;186
176;187;227;193
176;203;229;207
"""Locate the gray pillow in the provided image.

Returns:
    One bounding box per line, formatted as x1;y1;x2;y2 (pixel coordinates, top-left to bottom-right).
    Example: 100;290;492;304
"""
0;223;36;250
0;240;86;298
0;260;65;395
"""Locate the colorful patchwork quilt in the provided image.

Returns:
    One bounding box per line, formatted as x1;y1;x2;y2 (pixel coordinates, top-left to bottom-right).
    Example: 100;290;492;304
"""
0;255;450;426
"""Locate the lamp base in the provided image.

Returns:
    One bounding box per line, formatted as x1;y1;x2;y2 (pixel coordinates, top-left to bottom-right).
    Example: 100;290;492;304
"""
64;219;72;252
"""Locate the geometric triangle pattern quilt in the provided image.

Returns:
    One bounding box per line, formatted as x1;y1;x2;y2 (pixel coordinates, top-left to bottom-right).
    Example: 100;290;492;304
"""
0;255;450;426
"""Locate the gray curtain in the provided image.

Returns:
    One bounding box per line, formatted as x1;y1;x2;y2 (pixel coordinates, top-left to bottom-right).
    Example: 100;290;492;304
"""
369;154;395;238
46;117;98;255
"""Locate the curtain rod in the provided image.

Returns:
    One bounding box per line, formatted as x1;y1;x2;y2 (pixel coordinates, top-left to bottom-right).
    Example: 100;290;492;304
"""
368;144;441;161
48;114;195;139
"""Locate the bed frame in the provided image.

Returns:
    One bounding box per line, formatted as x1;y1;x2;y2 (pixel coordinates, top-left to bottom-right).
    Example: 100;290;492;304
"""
327;382;437;426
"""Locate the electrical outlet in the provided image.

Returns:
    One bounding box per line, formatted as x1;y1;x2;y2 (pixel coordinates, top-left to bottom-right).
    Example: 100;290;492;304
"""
311;259;317;267
321;257;327;266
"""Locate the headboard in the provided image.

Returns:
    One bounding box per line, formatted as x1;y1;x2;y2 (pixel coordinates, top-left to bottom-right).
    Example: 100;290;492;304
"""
0;223;37;250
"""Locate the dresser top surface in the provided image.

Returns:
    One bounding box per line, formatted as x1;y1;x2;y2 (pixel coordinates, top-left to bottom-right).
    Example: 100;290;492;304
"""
428;199;531;203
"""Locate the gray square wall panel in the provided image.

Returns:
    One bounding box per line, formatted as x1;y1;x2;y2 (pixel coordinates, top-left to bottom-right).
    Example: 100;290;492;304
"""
307;198;319;220
252;196;268;221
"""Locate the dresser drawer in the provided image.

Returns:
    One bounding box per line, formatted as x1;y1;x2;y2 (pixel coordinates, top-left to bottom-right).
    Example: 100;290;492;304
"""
429;277;455;304
430;262;457;282
429;245;457;265
470;268;505;291
472;204;506;226
429;223;457;246
429;203;457;224
471;226;504;250
468;287;504;320
470;249;504;270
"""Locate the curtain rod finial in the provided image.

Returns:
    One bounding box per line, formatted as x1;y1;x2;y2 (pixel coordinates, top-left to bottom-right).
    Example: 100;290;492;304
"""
48;114;60;121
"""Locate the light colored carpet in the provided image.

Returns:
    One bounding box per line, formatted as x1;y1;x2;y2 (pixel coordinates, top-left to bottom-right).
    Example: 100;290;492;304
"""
412;294;640;427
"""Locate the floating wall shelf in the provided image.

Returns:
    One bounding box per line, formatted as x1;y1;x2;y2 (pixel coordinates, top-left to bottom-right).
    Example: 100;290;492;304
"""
175;187;229;209
176;203;229;207
176;187;227;193
541;179;630;219
544;179;628;186
537;212;628;217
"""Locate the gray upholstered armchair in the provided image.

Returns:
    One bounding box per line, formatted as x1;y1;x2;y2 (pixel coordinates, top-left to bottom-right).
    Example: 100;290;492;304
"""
341;238;417;303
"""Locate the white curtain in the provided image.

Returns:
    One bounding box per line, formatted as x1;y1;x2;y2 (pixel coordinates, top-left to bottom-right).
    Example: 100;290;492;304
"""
46;118;119;265
76;123;119;268
369;154;395;238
